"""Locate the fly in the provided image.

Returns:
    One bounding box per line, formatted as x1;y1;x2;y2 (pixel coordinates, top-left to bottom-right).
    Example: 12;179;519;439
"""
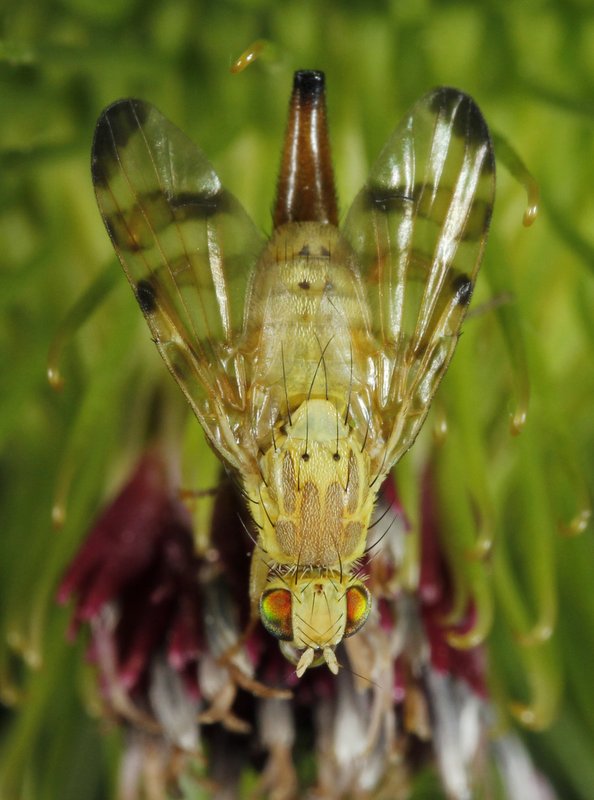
91;71;495;677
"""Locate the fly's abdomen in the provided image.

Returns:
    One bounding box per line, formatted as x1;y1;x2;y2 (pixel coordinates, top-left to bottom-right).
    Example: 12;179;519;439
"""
242;222;374;422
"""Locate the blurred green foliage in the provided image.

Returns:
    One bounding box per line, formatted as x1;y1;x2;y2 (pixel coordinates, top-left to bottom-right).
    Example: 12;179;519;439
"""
1;0;593;798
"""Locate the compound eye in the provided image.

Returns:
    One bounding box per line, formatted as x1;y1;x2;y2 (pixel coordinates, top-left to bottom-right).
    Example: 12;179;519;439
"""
344;584;371;637
260;588;293;641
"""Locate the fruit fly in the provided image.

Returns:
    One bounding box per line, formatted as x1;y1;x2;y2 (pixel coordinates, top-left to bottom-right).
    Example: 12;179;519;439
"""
91;71;495;677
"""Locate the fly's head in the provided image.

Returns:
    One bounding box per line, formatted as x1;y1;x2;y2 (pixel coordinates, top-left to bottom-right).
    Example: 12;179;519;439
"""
259;568;371;677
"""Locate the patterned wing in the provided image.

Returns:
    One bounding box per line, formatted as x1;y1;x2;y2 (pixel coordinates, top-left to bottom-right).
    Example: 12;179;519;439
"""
343;87;495;467
92;99;264;470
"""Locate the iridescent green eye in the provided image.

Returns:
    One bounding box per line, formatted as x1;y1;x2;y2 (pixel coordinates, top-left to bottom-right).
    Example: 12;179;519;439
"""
260;588;293;641
344;584;371;637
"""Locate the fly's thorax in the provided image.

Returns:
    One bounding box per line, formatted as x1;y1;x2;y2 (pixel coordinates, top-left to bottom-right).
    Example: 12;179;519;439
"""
259;568;371;676
249;399;375;568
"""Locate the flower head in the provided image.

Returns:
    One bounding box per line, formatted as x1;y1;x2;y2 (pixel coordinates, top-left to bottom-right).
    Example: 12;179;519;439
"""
59;450;557;798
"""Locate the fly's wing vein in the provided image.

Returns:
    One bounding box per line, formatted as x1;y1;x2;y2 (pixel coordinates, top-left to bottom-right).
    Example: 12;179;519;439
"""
343;87;495;467
91;99;264;469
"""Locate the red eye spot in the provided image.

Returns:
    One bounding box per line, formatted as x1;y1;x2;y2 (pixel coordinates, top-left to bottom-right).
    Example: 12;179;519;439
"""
344;584;371;637
260;588;293;641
